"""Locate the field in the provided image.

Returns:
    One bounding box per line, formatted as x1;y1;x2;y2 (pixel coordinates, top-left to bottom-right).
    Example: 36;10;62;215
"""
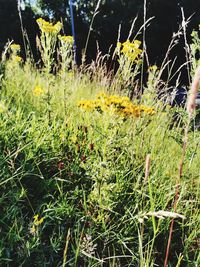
0;18;199;266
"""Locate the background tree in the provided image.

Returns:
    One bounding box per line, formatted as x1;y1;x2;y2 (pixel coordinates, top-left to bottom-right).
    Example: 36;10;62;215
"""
35;0;200;82
0;0;38;57
0;0;21;49
1;0;200;84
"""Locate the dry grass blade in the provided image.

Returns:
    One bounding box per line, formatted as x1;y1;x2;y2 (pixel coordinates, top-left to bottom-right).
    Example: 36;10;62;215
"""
146;210;186;220
62;228;71;267
145;154;151;183
138;210;186;223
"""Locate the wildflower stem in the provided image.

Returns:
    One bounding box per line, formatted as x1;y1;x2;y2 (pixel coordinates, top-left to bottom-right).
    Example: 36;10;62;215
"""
62;228;71;267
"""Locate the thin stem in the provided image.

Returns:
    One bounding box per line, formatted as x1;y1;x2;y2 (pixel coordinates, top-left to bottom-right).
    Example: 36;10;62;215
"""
140;0;147;90
84;0;102;58
17;0;27;57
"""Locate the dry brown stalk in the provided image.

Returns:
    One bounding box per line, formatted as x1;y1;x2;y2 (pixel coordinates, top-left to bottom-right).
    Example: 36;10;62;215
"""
145;154;151;183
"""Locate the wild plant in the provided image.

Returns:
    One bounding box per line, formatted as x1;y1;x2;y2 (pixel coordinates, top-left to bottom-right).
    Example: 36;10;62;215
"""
114;39;143;91
36;18;62;73
58;35;74;73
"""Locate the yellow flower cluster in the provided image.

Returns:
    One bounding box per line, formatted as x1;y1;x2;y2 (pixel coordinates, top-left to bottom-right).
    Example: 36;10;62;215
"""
10;44;22;63
36;18;62;34
78;92;155;117
30;214;44;235
117;40;142;61
33;214;44;225
33;86;44;96
148;65;158;72
12;55;22;63
10;43;20;52
58;35;74;45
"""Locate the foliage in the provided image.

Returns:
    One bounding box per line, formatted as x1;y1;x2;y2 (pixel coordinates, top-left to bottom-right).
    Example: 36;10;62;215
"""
0;0;37;54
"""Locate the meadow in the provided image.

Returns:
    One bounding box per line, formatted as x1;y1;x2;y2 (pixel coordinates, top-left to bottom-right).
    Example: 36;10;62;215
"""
0;18;199;266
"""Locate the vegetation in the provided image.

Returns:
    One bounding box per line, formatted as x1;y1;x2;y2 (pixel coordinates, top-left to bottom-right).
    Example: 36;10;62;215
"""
0;13;199;267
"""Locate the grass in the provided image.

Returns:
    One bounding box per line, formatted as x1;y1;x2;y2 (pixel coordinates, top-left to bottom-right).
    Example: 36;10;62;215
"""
0;20;199;267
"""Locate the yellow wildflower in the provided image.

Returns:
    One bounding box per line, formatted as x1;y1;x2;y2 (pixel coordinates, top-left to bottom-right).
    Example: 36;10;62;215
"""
36;18;62;34
97;92;107;99
59;35;74;45
33;86;44;96
70;135;77;143
149;65;158;72
53;21;63;33
36;17;45;25
120;40;142;61
10;43;20;52
30;214;44;235
33;214;44;226
13;55;22;62
78;93;155;118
